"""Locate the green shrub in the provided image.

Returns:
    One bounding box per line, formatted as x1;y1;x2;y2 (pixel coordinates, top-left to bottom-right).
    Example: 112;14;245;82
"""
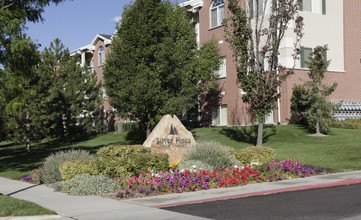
57;174;119;195
331;119;361;129
96;157;130;178
182;141;241;170
177;160;213;171
115;122;140;132
96;145;149;158
236;146;275;165
59;159;99;181
96;145;168;177
125;153;169;175
40;149;95;184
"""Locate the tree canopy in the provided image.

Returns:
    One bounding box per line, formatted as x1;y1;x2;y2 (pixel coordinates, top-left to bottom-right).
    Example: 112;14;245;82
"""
104;0;221;133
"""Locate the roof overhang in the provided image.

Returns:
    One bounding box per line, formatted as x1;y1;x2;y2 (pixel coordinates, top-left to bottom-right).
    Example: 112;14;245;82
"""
180;0;203;12
91;34;112;46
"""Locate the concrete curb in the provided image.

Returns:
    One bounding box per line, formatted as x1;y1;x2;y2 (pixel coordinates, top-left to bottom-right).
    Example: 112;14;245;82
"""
0;215;65;220
152;178;361;208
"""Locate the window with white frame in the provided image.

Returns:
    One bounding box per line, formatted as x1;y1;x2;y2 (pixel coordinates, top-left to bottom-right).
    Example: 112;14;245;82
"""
215;57;226;78
300;0;326;15
300;46;327;68
210;0;225;28
98;46;105;66
213;104;228;126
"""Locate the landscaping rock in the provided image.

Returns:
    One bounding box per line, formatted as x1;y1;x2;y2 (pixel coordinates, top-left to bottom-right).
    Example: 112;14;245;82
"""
143;115;196;163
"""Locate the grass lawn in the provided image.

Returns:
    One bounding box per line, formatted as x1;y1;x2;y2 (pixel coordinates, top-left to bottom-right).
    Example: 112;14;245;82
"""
1;125;361;180
0;194;56;217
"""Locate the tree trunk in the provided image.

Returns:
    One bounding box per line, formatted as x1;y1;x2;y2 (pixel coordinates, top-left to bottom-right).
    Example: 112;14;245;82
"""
315;121;320;135
26;137;31;154
146;127;151;137
256;121;264;146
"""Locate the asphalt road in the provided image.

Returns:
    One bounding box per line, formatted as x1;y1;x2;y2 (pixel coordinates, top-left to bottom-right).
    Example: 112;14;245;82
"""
162;183;361;220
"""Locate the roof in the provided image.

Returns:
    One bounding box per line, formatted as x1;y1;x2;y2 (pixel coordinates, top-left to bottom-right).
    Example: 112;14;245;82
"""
99;34;112;40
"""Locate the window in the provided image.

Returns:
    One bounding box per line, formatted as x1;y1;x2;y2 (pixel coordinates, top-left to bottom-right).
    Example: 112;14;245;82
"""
300;46;312;68
215;57;226;78
213;105;228;126
98;46;105;66
300;0;326;15
300;46;327;68
250;0;265;19
101;86;106;100
210;0;225;28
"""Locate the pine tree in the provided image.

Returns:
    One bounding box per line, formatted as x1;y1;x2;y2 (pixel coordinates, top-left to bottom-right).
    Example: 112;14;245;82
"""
2;35;42;153
302;45;338;134
37;39;102;140
104;0;221;135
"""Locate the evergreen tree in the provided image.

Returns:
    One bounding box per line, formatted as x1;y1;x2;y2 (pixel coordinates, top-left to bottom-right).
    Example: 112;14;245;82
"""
301;45;338;134
2;35;42;153
0;0;69;65
104;0;221;135
37;39;102;140
0;0;69;148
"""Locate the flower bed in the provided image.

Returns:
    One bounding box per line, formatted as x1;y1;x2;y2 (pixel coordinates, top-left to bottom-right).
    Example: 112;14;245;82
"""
258;159;331;182
113;165;262;198
22;159;331;199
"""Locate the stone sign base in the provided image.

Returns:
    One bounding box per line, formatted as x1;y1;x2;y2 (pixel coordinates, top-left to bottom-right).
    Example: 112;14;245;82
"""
142;115;196;163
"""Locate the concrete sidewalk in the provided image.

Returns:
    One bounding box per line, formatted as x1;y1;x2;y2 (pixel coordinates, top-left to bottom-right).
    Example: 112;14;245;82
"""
1;170;361;220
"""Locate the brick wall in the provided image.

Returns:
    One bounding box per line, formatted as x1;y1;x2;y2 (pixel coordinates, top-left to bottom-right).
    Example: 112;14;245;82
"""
198;0;361;126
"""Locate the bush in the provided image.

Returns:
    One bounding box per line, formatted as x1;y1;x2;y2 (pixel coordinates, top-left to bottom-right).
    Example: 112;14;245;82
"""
96;145;169;178
96;145;149;158
177;160;213;171
182;141;241;170
40;149;95;184
236;146;275;165
57;174;119;195
125;153;169;176
59;159;99;181
290;84;309;124
115;122;140;132
331;119;361;129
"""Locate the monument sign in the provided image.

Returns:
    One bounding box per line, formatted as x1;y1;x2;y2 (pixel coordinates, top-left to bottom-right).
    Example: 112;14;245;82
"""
142;115;196;163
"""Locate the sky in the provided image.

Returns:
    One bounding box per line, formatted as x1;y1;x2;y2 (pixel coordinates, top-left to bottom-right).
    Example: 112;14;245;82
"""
26;0;188;52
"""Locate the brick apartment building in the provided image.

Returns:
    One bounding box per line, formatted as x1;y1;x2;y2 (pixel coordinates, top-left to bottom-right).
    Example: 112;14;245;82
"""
71;34;123;132
72;0;361;130
181;0;361;126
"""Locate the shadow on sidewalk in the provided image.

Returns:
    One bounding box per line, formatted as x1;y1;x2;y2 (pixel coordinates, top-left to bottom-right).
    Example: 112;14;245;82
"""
7;184;41;196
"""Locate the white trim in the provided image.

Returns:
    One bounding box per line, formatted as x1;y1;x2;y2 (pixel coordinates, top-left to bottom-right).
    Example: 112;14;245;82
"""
180;0;203;11
91;34;112;46
294;68;346;73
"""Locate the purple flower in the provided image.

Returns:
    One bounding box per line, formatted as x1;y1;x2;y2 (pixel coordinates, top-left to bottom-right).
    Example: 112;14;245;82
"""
177;188;183;193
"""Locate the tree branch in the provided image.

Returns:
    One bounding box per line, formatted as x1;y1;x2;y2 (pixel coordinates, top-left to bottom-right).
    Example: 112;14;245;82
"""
0;3;14;11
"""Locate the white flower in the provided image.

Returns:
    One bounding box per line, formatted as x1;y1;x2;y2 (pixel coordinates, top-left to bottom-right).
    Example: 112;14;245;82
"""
250;162;261;166
181;169;185;173
234;165;238;168
192;165;197;169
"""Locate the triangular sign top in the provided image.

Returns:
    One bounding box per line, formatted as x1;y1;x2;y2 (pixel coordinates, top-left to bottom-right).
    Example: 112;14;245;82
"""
169;125;178;135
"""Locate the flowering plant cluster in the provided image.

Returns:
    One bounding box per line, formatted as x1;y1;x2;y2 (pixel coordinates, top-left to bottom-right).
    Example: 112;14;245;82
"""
169;161;182;170
114;165;262;198
257;159;330;182
21;175;32;182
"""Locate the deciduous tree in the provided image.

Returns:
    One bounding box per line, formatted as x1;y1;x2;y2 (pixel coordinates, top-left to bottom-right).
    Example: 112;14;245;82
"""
225;0;304;146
